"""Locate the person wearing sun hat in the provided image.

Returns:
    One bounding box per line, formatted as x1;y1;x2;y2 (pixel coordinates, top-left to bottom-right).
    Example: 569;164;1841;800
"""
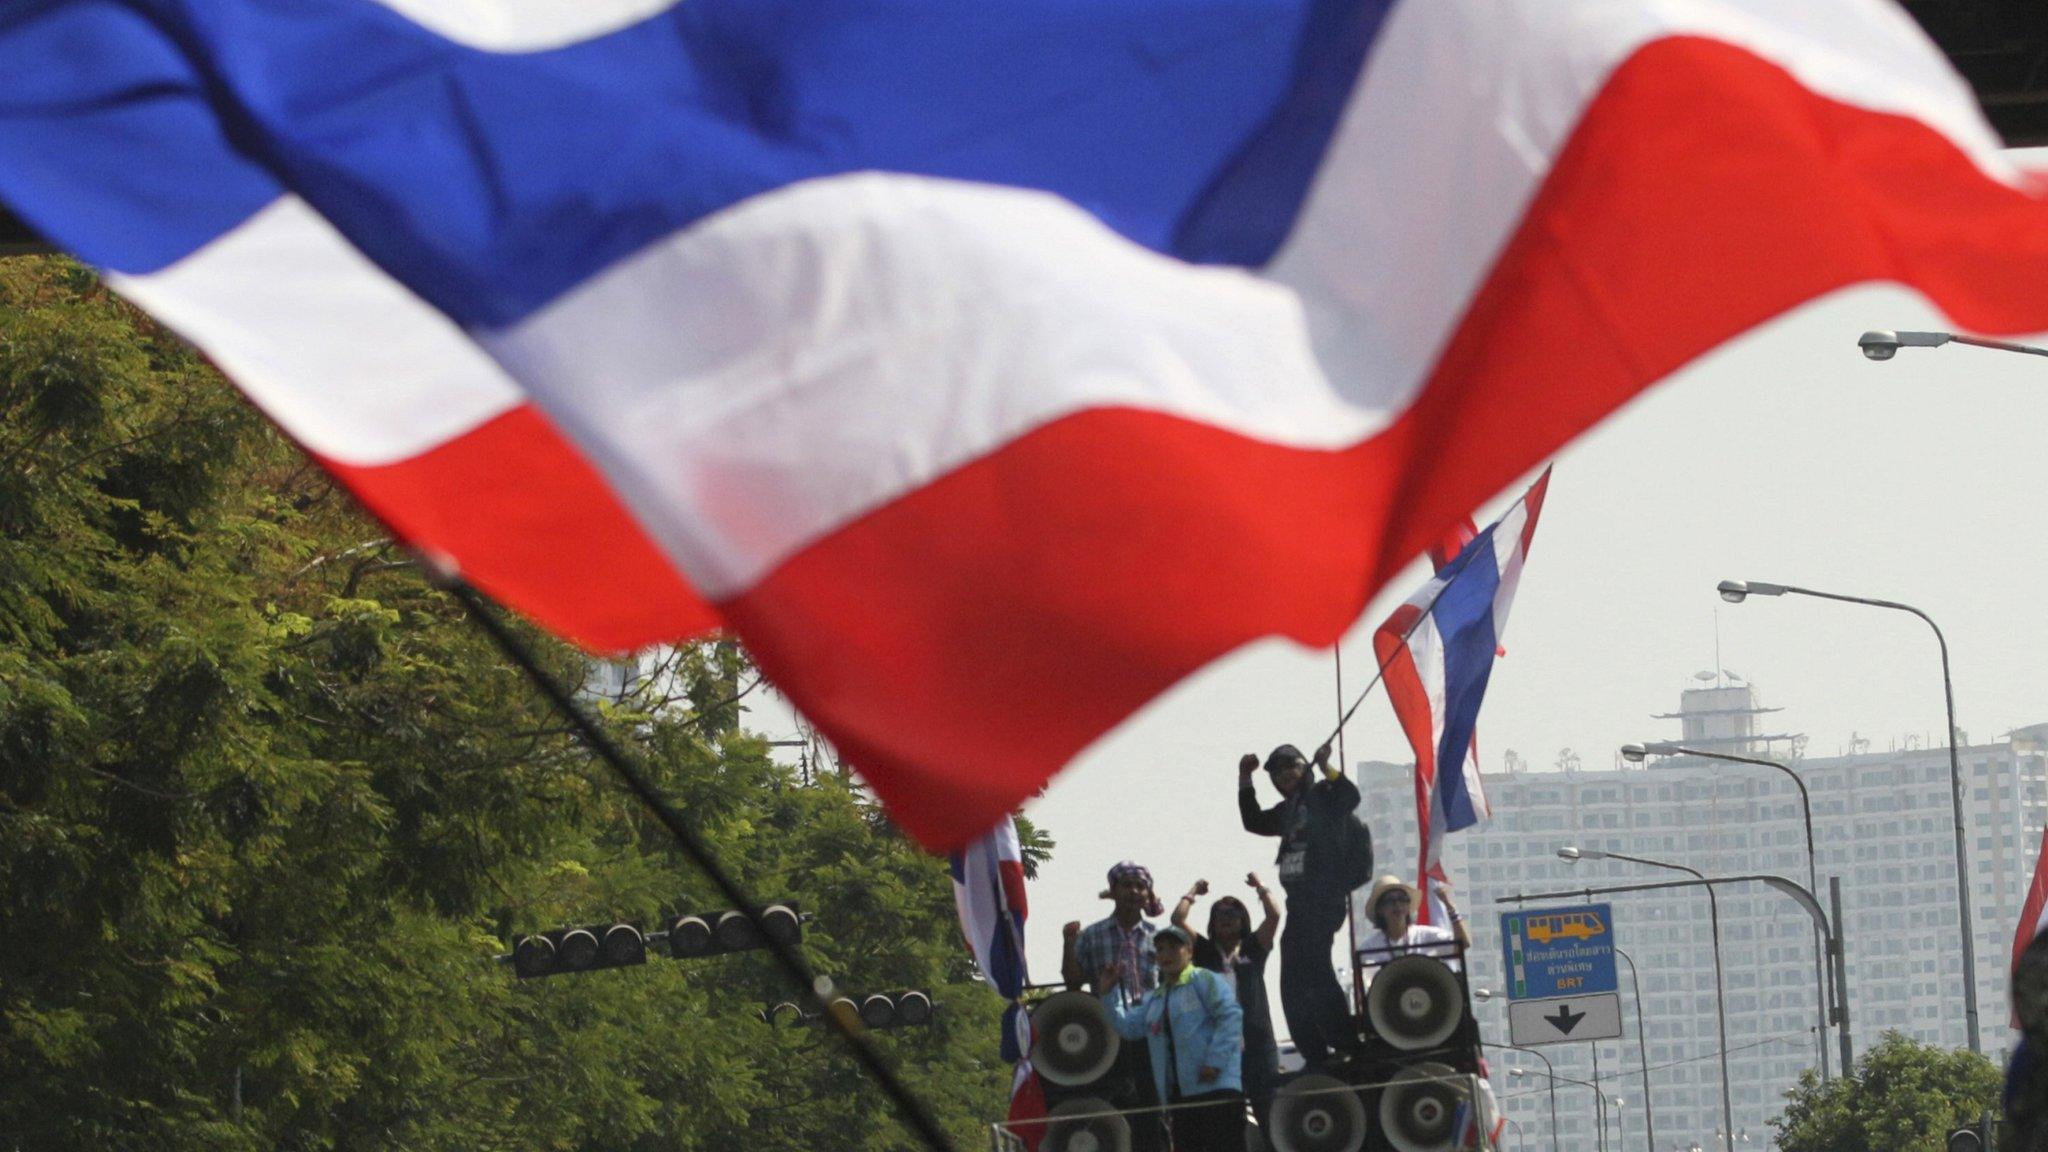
1355;873;1468;976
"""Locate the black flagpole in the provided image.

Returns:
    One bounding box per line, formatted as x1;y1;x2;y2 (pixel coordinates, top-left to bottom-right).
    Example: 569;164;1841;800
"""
440;574;955;1152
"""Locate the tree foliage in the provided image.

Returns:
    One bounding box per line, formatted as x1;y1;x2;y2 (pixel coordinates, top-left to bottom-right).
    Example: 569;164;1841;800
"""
0;258;1033;1150
1772;1031;2002;1152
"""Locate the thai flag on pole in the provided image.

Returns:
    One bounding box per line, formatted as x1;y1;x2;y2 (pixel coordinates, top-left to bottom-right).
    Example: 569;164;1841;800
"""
4;1;2047;851
2013;822;2048;1027
950;817;1043;1145
1374;470;1551;923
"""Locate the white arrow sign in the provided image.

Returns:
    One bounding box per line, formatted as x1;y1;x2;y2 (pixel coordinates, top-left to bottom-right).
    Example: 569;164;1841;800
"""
1507;992;1623;1047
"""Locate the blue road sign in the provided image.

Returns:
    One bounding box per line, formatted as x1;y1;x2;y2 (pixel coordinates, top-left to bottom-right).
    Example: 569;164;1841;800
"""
1499;903;1617;1000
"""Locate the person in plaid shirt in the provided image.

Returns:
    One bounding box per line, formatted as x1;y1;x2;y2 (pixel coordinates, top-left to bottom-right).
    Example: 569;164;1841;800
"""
1061;861;1169;1152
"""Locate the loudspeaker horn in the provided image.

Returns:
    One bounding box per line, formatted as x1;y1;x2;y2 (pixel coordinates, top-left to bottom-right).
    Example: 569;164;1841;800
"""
1377;1062;1477;1152
1269;1072;1367;1152
1029;991;1120;1087
1365;956;1464;1052
1042;1095;1131;1152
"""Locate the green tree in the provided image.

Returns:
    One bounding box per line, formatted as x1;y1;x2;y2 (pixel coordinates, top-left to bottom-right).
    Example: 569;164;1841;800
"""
1773;1031;2001;1152
0;257;1033;1150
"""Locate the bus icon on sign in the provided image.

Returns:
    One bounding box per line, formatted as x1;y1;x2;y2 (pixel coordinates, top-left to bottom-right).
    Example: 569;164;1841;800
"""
1524;910;1605;943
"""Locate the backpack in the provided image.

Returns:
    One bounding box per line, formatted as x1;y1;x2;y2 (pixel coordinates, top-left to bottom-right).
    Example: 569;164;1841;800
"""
1336;810;1375;895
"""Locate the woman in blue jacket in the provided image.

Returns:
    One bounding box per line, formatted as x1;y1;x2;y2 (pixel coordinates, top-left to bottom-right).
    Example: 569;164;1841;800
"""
1096;925;1246;1152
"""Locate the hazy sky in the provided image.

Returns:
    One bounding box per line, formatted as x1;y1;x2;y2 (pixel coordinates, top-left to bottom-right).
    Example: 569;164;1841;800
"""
751;154;2048;990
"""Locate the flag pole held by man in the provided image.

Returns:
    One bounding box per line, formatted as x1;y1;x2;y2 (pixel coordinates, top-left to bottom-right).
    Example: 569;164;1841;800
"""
6;1;2048;850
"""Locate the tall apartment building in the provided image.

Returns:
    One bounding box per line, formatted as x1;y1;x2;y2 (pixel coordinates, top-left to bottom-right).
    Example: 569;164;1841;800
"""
1354;685;2048;1151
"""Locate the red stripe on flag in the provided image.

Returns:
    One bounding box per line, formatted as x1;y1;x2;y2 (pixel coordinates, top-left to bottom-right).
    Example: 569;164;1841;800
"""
999;860;1030;920
2014;822;2048;1027
1375;615;1442;923
325;406;724;653
1517;469;1553;557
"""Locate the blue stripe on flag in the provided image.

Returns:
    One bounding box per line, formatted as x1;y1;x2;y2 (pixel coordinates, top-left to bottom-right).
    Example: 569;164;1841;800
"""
0;0;283;272
980;851;1026;998
1430;530;1501;831
0;0;1399;322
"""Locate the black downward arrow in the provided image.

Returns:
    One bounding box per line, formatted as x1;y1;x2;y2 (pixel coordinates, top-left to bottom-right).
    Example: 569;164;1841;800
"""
1544;1004;1586;1034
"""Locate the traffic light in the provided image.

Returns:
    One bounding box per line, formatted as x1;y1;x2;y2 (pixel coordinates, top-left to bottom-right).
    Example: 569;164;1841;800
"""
1946;1118;1997;1152
666;903;802;959
857;990;936;1029
511;922;648;979
762;991;936;1030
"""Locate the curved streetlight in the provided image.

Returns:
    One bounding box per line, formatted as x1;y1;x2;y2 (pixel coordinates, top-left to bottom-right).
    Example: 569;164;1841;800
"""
1512;1065;1602;1152
1716;577;1980;1054
1560;847;1734;1152
1488;1034;1563;1152
1613;945;1657;1152
1623;741;1832;1081
1856;328;2048;361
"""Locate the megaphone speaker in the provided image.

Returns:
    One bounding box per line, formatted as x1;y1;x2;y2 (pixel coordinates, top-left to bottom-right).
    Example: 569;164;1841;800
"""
1030;991;1121;1088
1377;1063;1477;1152
1365;956;1464;1053
1270;1072;1368;1152
1043;1096;1132;1152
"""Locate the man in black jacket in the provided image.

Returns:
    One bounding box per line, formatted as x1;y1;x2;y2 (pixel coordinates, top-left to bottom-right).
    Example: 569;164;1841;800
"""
1239;742;1369;1067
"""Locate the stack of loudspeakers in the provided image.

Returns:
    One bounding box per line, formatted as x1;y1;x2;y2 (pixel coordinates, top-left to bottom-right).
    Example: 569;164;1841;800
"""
1028;990;1138;1152
1270;942;1491;1152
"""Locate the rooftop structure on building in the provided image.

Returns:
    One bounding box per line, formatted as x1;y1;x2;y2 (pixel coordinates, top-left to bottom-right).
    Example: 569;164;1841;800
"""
1648;677;1799;761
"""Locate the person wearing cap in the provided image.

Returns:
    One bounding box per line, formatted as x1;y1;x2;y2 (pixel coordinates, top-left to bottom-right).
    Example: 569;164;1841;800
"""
1239;742;1372;1067
1097;924;1247;1152
1063;861;1169;1151
1355;874;1468;974
1172;874;1282;1129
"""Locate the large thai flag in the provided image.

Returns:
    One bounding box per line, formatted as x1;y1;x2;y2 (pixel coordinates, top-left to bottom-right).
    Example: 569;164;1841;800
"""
1374;470;1550;920
3;1;2046;850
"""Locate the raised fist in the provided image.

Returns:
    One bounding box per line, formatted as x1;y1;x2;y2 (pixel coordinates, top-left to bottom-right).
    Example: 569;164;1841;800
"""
1313;743;1333;768
1063;920;1082;942
1189;879;1210;897
1238;753;1260;775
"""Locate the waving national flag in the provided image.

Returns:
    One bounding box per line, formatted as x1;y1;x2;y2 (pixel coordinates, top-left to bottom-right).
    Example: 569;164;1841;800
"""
4;1;2047;849
950;817;1042;1145
951;818;1030;1012
1375;470;1550;920
2014;823;2048;1027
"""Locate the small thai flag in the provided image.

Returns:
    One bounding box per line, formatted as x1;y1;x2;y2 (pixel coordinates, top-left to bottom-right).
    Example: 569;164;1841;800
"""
1374;469;1551;921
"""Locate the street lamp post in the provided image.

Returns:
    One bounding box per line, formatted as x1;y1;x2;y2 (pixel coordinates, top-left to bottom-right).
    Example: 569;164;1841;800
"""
1558;847;1735;1152
1490;1034;1563;1152
1856;329;2048;361
1716;577;1980;1054
1501;1115;1528;1152
1613;945;1657;1152
1512;1065;1605;1152
1623;741;1831;1081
